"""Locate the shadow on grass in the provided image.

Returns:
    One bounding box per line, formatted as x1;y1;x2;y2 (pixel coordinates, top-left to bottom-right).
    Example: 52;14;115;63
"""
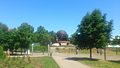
109;60;120;64
65;57;99;61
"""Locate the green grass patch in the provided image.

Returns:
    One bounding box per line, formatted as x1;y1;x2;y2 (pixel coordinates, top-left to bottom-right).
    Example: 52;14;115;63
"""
41;56;60;68
0;56;60;68
79;59;120;68
30;45;48;52
57;48;120;56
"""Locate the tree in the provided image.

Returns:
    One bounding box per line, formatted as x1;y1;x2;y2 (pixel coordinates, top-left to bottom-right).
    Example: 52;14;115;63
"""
111;36;120;55
73;9;113;59
36;26;51;45
18;23;34;54
0;23;20;53
6;28;20;54
70;32;79;45
111;36;120;45
0;22;8;49
0;46;6;60
49;31;56;43
0;22;8;32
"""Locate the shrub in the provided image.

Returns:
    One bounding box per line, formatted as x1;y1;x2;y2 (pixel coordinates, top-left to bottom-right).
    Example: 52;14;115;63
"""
0;46;6;60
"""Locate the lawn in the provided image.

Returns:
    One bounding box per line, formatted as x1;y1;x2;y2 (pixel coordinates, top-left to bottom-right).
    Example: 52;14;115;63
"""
57;47;120;55
0;56;60;68
79;59;120;68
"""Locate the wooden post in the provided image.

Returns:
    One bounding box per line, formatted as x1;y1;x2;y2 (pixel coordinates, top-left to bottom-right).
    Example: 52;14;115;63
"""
90;48;92;60
104;48;106;61
116;47;118;55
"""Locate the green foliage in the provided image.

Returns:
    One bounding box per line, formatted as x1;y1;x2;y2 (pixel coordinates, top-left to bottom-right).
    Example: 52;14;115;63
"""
71;9;113;59
18;23;34;50
0;22;56;54
111;36;120;45
41;57;60;68
0;22;8;47
72;9;113;49
0;22;8;32
70;32;79;45
3;28;18;51
31;45;48;52
0;46;6;60
49;31;56;43
36;26;51;45
80;60;120;68
0;57;60;68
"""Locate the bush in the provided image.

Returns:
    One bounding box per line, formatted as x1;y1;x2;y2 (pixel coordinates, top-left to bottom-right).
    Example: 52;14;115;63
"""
30;45;48;52
0;46;6;60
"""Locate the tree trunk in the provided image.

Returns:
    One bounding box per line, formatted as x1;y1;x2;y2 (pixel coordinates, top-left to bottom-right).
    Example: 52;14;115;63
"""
90;48;92;60
116;47;118;55
27;49;28;55
15;49;17;55
100;48;102;55
104;48;106;61
11;51;13;55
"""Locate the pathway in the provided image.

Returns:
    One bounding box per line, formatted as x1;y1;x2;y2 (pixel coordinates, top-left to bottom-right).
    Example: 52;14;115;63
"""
52;53;91;68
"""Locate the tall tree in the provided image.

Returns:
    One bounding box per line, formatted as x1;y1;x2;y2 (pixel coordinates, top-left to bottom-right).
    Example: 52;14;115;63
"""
0;22;8;48
73;9;113;59
36;26;51;45
18;23;34;54
70;32;79;45
5;28;19;54
49;31;56;43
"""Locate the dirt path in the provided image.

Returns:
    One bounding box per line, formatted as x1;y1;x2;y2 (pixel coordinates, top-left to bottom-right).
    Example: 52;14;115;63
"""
52;53;91;68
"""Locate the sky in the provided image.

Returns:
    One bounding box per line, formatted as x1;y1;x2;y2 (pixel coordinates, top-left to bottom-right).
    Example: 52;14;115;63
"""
0;0;120;37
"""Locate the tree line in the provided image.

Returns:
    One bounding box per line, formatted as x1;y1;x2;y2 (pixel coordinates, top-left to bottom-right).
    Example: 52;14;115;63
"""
0;23;56;54
0;9;115;60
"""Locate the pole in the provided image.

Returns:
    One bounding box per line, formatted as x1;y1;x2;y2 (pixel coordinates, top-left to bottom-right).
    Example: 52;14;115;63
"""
116;47;118;55
32;44;34;55
48;44;49;56
104;48;106;61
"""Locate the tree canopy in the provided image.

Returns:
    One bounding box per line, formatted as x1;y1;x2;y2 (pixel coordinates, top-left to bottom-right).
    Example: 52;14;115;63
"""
0;22;56;54
71;9;113;59
18;23;34;52
36;26;50;45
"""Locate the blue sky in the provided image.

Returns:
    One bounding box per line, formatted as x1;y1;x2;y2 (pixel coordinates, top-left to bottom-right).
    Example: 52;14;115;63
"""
0;0;120;37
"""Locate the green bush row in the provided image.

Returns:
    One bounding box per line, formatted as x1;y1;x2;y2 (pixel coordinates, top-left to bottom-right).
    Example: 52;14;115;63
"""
30;45;48;52
0;46;6;60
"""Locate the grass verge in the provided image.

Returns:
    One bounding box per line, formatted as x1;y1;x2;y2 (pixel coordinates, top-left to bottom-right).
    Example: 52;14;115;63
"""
79;59;120;68
0;56;60;68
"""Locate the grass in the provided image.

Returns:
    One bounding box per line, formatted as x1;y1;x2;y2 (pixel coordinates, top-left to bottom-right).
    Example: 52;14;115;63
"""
58;48;120;68
57;47;120;55
79;59;120;68
30;45;48;52
0;56;60;68
41;56;60;68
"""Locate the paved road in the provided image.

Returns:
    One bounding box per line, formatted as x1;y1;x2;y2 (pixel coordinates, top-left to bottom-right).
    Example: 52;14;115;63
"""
52;53;91;68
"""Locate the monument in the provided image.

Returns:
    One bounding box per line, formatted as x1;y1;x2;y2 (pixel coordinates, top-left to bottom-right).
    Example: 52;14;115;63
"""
52;30;70;46
56;30;70;46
